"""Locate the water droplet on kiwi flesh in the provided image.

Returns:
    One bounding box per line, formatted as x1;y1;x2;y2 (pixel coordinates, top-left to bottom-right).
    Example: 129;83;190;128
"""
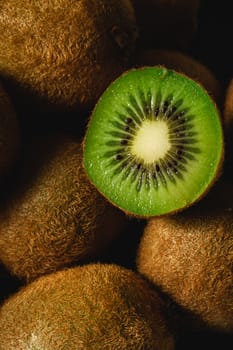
105;90;199;191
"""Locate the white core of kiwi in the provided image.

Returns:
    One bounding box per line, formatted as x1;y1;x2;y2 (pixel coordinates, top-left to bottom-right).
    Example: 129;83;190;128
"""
131;119;171;163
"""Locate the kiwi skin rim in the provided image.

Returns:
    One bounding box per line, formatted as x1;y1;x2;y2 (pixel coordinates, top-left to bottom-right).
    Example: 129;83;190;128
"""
83;66;225;218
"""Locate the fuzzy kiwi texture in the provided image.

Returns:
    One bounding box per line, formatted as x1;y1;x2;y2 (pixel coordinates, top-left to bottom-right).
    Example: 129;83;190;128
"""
131;0;200;50
223;79;233;139
223;79;233;176
0;263;175;350
0;82;20;177
0;0;137;114
224;79;233;124
135;49;222;105
0;134;127;282
137;181;233;333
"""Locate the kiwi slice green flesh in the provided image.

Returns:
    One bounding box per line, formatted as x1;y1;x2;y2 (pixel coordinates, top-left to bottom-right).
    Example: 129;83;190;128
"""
84;67;223;217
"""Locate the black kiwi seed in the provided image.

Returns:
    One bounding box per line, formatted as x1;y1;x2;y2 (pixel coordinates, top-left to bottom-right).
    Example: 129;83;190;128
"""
125;117;133;124
124;125;130;132
106;89;200;191
154;107;160;116
116;154;123;161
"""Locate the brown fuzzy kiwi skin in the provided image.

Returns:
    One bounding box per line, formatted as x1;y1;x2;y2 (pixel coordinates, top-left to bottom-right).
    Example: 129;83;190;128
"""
136;181;233;333
0;0;138;115
0;263;175;350
224;79;233;127
0;82;20;177
223;79;233;172
83;66;224;219
0;134;127;283
131;0;200;50
135;49;223;105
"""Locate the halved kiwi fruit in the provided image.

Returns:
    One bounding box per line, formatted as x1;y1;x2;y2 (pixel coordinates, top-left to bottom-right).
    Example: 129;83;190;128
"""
0;264;175;350
83;66;224;217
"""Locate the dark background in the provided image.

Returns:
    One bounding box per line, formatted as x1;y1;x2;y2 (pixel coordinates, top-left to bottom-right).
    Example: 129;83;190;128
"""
191;0;233;91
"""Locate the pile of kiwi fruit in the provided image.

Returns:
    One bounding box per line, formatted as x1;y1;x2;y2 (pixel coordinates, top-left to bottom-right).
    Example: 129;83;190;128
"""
0;0;233;349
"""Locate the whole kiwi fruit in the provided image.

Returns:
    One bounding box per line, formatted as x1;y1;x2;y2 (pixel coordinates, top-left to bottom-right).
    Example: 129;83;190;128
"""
137;181;233;333
135;49;222;105
0;82;20;177
0;263;175;350
0;134;127;282
0;0;137;114
131;0;200;50
224;79;233;127
223;79;233;176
